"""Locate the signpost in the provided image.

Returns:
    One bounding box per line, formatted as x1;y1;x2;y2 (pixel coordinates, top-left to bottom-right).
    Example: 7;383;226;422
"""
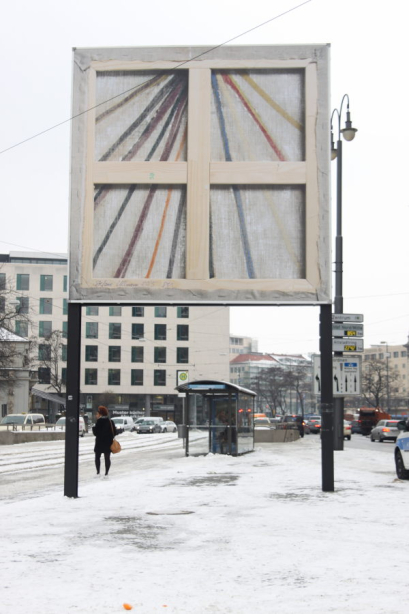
332;323;364;338
313;355;362;396
332;338;364;352
332;313;364;323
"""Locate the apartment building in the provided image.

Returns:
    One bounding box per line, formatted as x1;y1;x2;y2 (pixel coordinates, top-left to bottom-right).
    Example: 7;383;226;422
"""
0;252;230;421
229;335;258;359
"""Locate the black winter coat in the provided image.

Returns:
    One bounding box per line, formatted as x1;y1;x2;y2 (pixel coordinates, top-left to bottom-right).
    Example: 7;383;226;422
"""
93;417;117;453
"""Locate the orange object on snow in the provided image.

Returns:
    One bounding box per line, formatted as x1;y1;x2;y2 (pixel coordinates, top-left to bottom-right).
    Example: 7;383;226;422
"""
123;604;133;611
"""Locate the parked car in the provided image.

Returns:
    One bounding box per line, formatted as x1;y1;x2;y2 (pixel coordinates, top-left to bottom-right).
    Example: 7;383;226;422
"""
343;420;352;440
136;416;163;432
307;418;321;434
350;420;361;434
370;420;400;443
55;416;86;437
254;418;272;429
395;420;409;479
137;420;162;434
160;420;177;433
0;413;45;430
111;417;135;433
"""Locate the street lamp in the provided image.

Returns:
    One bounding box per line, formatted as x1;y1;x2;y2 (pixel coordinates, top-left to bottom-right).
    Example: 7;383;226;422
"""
380;341;390;413
330;95;358;450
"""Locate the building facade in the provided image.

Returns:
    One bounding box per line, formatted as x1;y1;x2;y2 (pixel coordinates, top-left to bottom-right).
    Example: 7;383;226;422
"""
362;340;408;407
0;252;230;421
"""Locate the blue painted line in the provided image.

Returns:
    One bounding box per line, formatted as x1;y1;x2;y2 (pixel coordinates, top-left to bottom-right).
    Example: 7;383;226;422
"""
211;73;256;279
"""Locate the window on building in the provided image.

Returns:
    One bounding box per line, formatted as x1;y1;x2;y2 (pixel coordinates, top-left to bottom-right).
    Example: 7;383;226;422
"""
38;367;51;384
109;346;121;362
393;351;399;358
0;297;5;312
85;368;98;385
131;369;143;386
379;353;384;360
40;275;53;291
155;324;167;340
177;325;189;341
109;323;121;339
63;275;68;292
402;351;407;358
132;323;144;339
108;369;121;385
0;273;6;290
155;306;167;317
85;345;98;362
132;306;144;317
39;298;52;314
61;368;67;384
15;320;28;337
17;296;29;314
16;274;30;291
63;299;68;315
131;346;144;362
154;369;166;386
38;344;51;361
86;322;98;339
154;347;167;363
86;306;99;316
109;306;122;316
62;321;68;339
62;345;67;361
177;347;189;363
177;306;189;318
39;321;52;338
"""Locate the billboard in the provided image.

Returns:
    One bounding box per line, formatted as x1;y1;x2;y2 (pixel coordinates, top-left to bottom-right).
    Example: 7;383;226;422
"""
69;45;330;304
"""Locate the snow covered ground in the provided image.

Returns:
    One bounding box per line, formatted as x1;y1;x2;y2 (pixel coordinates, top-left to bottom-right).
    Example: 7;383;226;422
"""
1;435;408;613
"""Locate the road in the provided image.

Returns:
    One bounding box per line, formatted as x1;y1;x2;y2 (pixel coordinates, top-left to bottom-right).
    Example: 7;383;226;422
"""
0;432;186;501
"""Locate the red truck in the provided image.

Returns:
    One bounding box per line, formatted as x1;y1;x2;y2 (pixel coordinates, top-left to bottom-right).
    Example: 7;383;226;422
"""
358;407;391;436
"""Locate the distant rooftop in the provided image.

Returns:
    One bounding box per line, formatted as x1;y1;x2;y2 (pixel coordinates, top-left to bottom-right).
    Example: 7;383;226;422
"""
0;251;67;264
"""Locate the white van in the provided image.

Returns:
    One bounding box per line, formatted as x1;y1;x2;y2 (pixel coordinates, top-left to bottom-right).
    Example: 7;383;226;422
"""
111;416;136;433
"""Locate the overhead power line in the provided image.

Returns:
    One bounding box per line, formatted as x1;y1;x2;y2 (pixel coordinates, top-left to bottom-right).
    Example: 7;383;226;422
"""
0;0;313;156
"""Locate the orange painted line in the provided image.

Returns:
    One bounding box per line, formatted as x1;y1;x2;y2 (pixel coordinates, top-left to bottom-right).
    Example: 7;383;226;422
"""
145;126;187;278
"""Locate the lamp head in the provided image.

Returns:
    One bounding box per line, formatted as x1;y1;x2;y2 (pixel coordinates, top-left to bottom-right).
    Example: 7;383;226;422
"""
341;110;358;141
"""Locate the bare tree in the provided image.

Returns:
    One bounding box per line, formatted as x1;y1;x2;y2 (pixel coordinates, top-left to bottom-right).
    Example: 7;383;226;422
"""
361;359;400;408
251;366;289;415
37;330;65;396
0;270;33;389
283;366;311;415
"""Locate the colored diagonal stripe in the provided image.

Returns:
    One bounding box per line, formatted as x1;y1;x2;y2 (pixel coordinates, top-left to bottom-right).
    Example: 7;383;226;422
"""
222;73;286;161
99;73;182;162
93;89;187;269
241;73;303;131
146;123;187;278
114;93;188;278
122;80;186;161
212;73;256;279
166;190;186;279
96;73;168;124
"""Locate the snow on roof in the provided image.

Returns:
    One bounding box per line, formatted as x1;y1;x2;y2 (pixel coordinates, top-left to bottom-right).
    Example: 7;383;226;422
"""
0;327;28;342
230;353;276;364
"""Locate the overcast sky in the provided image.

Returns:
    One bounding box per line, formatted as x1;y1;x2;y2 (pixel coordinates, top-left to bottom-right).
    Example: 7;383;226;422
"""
1;0;408;355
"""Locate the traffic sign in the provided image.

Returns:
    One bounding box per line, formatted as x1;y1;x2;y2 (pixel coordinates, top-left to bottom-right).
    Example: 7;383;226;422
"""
332;323;364;338
332;338;364;352
313;355;362;396
332;313;364;323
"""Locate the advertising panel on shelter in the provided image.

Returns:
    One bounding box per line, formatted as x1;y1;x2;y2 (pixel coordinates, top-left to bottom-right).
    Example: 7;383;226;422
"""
69;45;330;305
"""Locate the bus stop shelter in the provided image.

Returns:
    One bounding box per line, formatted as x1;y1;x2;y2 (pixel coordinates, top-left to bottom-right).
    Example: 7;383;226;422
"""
175;380;256;456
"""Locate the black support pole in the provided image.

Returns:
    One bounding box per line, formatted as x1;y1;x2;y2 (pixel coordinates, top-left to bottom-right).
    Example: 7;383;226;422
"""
64;303;82;498
320;304;334;492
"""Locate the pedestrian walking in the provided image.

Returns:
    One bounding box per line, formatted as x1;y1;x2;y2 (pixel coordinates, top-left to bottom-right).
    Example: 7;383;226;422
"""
92;406;117;476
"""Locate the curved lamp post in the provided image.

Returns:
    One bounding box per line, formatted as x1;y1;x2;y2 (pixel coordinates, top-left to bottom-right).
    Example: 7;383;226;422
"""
330;95;358;450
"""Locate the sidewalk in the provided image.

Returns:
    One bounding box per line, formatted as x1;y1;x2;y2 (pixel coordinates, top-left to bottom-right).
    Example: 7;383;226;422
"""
2;437;408;613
